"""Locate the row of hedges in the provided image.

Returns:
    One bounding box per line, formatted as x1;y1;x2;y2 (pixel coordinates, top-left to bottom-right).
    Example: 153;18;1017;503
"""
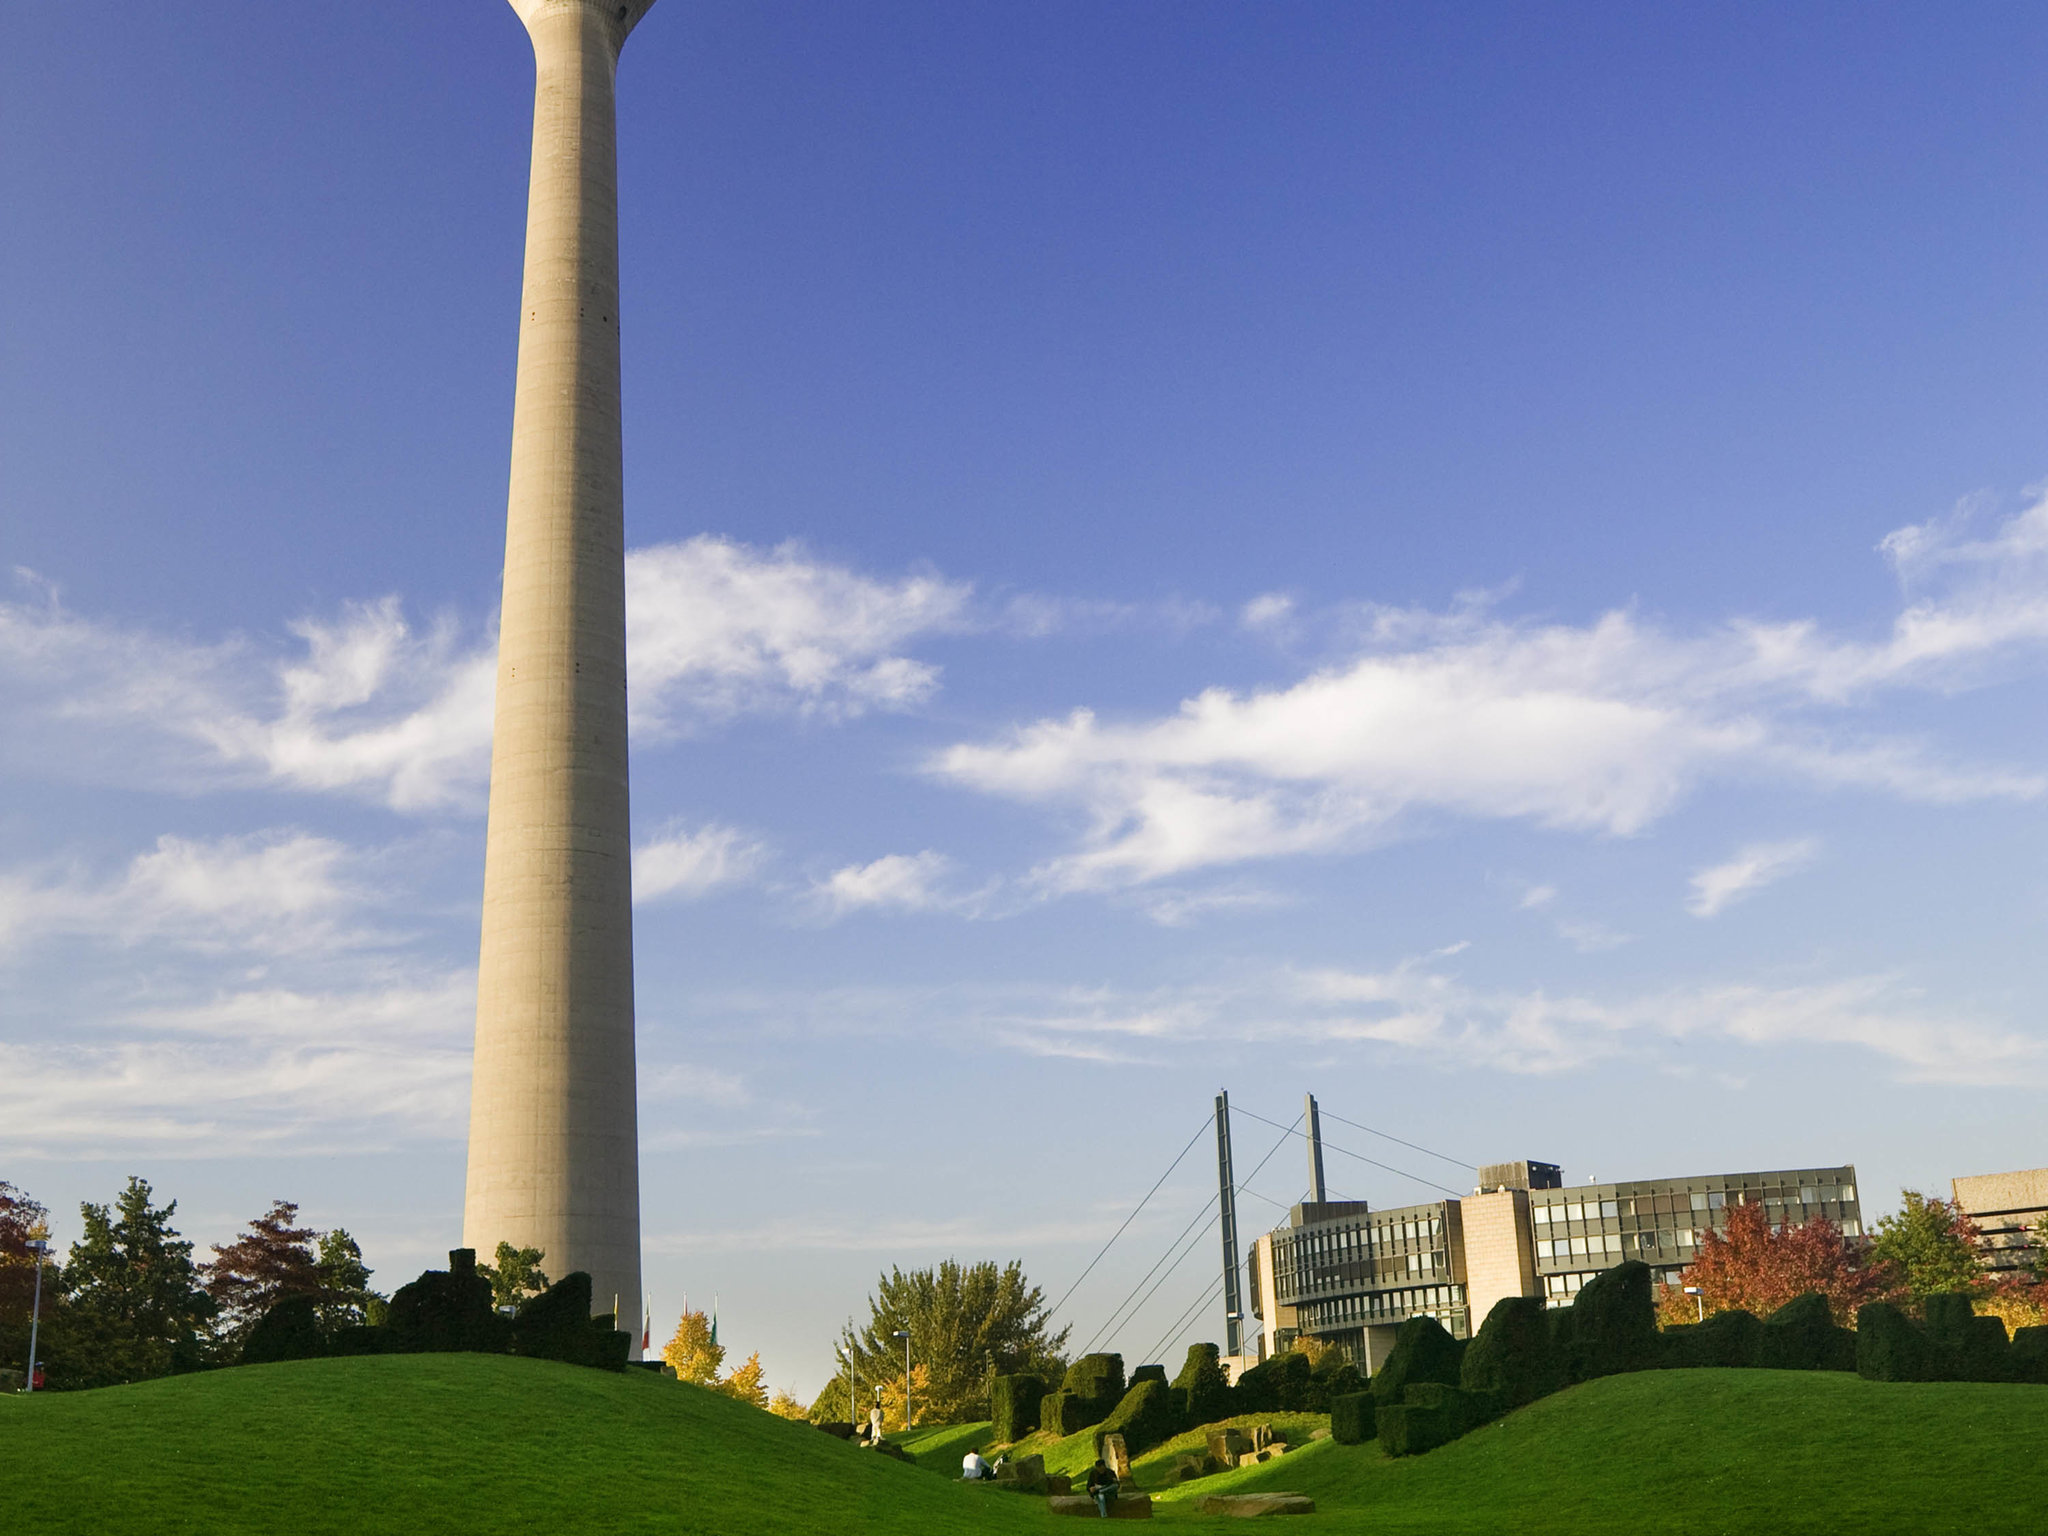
241;1249;630;1372
1344;1261;2048;1459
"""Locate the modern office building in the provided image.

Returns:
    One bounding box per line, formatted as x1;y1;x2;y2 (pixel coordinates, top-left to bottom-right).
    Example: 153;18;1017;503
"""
1244;1135;1861;1369
1952;1168;2048;1278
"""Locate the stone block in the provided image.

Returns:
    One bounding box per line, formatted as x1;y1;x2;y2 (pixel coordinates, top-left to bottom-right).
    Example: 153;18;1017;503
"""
1101;1432;1132;1480
1050;1495;1153;1519
1196;1494;1317;1517
1207;1428;1249;1463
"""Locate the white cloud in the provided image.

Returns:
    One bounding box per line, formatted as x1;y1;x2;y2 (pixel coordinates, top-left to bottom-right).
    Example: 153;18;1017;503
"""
936;495;2048;891
633;822;767;905
1687;838;1820;918
624;536;969;731
810;851;961;917
0;972;476;1156
0;539;971;813
0;831;366;955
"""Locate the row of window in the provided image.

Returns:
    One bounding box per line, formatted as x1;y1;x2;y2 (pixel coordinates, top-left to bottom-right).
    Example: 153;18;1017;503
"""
1300;1283;1467;1332
1532;1185;1855;1225
1536;1219;1863;1267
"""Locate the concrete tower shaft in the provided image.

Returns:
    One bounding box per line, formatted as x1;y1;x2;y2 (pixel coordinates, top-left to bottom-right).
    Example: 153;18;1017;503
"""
464;0;657;1341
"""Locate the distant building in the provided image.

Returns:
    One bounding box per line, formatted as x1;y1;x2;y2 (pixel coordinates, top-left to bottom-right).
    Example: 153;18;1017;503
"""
1952;1168;2048;1278
1245;1150;1861;1371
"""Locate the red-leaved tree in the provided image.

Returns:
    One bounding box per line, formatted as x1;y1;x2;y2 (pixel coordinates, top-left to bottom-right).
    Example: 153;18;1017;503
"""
201;1200;324;1346
1659;1203;1899;1326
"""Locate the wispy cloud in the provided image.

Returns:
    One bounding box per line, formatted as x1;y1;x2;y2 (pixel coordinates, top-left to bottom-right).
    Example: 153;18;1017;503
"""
810;851;968;918
1687;838;1820;918
934;495;2048;891
0;831;369;955
633;822;768;905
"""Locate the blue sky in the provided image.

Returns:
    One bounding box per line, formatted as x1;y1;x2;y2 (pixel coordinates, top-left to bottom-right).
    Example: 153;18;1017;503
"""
5;1;2048;1396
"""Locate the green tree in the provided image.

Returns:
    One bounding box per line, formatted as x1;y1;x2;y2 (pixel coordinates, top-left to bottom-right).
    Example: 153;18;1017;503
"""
478;1242;550;1311
55;1177;213;1386
201;1200;324;1349
821;1259;1070;1425
1870;1190;1985;1299
314;1229;383;1329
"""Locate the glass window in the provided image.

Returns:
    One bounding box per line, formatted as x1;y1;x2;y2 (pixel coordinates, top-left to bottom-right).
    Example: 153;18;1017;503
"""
1605;1233;1622;1254
1601;1200;1620;1219
1843;1185;1856;1203
1842;1220;1861;1238
1691;1192;1709;1211
1800;1187;1818;1206
1533;1205;1552;1225
1708;1192;1726;1210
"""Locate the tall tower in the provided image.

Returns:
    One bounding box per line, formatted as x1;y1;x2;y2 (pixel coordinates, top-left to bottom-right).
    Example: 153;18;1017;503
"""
465;0;659;1339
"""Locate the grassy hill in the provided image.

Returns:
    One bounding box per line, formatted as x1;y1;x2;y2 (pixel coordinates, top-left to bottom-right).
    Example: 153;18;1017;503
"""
9;1357;2048;1533
1;1355;1044;1536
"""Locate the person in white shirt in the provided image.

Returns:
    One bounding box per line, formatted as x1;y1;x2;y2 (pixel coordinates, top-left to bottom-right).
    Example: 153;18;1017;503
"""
961;1450;992;1480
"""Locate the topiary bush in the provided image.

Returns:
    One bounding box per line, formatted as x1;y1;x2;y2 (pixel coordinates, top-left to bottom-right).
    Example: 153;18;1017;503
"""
1063;1353;1126;1408
1171;1343;1231;1427
2011;1326;2048;1385
507;1272;630;1371
1235;1348;1315;1411
1371;1315;1465;1406
991;1374;1043;1443
1665;1308;1762;1369
1857;1302;1928;1382
1462;1296;1565;1409
1330;1390;1376;1445
1094;1378;1177;1457
1563;1261;1659;1380
1131;1363;1167;1386
1040;1390;1098;1437
242;1295;326;1365
1922;1294;2010;1383
1377;1382;1485;1457
385;1249;505;1354
1319;1360;1366;1405
1759;1292;1856;1372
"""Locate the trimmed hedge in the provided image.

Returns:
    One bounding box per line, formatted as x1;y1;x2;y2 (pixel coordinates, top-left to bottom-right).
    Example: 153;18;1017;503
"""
990;1374;1042;1443
1372;1315;1465;1406
1759;1292;1856;1372
1378;1382;1487;1457
1461;1296;1565;1409
507;1272;630;1371
1857;1302;1929;1382
1094;1378;1177;1457
1235;1348;1315;1411
1330;1389;1376;1445
1663;1308;1762;1369
1131;1364;1167;1387
1039;1390;1097;1437
2012;1326;2048;1385
1171;1343;1231;1427
386;1249;503;1354
242;1296;326;1365
1563;1260;1659;1380
1063;1353;1126;1407
1923;1294;2010;1383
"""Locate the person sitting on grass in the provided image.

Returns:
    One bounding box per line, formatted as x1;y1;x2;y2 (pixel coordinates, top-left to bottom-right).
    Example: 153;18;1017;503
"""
961;1450;991;1481
1085;1457;1119;1517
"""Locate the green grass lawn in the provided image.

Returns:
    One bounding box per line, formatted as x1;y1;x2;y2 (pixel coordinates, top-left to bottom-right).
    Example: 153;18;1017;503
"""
8;1357;2047;1533
1;1355;1044;1536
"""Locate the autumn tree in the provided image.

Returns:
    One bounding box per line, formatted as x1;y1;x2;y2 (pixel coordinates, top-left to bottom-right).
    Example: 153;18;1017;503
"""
822;1259;1070;1425
767;1387;810;1420
202;1200;325;1348
57;1177;214;1385
878;1362;932;1430
478;1243;550;1311
0;1182;52;1375
720;1351;768;1408
1870;1191;1986;1298
662;1306;725;1385
1658;1203;1895;1326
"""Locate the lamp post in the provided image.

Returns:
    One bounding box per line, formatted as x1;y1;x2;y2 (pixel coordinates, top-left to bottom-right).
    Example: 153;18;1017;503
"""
892;1329;911;1429
1683;1285;1704;1323
25;1238;49;1395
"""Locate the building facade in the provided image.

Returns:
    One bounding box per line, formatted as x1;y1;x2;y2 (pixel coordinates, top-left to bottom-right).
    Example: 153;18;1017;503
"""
1952;1168;2048;1278
1247;1157;1861;1369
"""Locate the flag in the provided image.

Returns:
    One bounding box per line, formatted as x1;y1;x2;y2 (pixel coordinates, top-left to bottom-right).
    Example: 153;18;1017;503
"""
641;1298;651;1353
710;1295;719;1348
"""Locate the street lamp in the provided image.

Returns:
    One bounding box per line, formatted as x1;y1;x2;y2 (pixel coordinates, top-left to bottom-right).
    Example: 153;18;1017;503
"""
891;1329;911;1429
25;1238;50;1395
1682;1285;1704;1323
